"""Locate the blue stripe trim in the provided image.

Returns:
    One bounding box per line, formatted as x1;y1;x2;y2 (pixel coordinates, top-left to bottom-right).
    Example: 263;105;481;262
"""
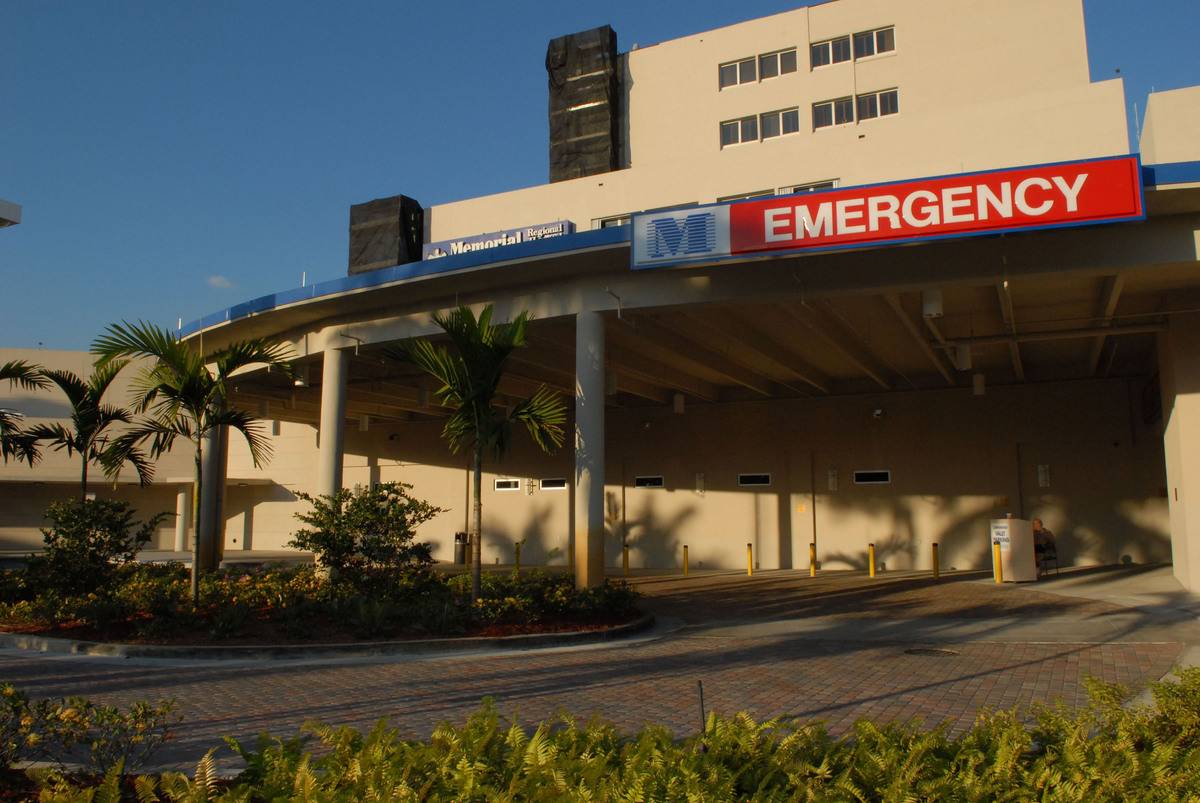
1143;160;1200;187
180;225;631;338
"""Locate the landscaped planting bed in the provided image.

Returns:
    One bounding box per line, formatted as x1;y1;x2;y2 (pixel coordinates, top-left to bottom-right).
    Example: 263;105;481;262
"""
4;670;1200;800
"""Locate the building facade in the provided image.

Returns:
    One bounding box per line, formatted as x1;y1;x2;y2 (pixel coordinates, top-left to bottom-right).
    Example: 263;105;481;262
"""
4;0;1200;590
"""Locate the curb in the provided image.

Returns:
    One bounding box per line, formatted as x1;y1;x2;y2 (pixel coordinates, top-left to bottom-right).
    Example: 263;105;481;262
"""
0;614;655;661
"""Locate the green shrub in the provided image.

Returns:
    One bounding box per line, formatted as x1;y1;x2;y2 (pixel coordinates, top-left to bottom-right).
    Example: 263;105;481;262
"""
45;669;1200;800
29;499;168;596
450;570;640;626
0;684;176;775
289;483;444;582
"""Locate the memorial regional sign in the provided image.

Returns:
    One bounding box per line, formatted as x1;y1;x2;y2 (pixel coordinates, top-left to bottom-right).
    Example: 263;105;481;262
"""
424;220;575;260
632;156;1144;269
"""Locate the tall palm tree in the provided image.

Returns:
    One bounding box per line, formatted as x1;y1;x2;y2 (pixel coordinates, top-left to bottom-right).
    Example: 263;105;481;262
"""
0;360;47;466
93;321;293;604
400;305;566;601
25;360;152;500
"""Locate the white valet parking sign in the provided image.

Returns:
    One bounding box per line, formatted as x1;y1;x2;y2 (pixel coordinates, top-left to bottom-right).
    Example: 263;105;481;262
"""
990;516;1039;582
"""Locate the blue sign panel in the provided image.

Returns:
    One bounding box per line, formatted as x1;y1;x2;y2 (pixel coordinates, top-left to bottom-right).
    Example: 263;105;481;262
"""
423;220;575;260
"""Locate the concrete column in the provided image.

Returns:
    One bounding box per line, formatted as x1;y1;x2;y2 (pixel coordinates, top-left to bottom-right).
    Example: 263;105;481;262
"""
174;485;191;553
317;347;349;497
197;425;227;571
1159;311;1200;591
574;311;606;587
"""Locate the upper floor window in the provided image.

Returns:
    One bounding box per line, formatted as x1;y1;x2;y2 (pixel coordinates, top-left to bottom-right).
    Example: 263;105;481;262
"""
856;88;900;120
719;57;756;88
718;189;774;203
758;48;798;80
720;48;797;88
812;96;854;129
593;214;630;229
720;115;758;147
853;26;895;59
813;89;898;129
761;107;800;139
782;180;838;194
810;35;851;68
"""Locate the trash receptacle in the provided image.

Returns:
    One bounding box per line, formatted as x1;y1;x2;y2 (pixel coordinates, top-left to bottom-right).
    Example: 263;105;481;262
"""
453;532;468;565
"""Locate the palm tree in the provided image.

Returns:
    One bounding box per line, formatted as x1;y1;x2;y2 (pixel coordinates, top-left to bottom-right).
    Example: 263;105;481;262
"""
400;305;566;601
92;321;293;604
25;361;152;500
0;360;47;466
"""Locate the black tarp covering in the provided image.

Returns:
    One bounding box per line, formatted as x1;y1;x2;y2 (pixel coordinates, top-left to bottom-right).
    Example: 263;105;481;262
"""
546;25;619;183
347;195;424;275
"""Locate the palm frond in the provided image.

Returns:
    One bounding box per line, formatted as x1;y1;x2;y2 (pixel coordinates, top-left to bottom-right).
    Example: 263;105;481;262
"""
0;414;40;466
24;422;78;454
0;360;48;390
92;320;204;378
213;338;295;382
509;385;567;453
211;407;274;467
86;358;129;399
34;369;89;410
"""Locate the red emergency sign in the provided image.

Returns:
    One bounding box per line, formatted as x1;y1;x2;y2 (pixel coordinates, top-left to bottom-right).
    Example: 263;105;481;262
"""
727;156;1143;256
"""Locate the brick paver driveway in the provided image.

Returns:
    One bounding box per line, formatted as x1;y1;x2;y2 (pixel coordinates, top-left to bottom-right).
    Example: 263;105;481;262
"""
0;569;1185;769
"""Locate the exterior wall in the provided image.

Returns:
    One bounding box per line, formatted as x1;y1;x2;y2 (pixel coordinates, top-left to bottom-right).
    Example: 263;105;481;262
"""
1141;86;1200;166
1158;312;1200;590
222;376;1168;572
426;0;1128;241
0;348;195;552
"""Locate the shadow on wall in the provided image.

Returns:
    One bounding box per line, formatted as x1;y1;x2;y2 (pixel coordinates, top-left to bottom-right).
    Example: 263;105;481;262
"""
482;502;561;566
818;492;1171;573
606;490;695;570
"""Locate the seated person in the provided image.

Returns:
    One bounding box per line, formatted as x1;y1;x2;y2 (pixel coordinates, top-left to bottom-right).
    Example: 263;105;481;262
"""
1032;518;1056;562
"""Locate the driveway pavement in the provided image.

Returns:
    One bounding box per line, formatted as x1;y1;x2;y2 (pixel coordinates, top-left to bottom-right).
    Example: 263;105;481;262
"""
1;564;1194;772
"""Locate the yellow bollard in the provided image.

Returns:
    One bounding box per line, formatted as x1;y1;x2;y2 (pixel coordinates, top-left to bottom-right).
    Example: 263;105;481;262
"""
747;543;754;576
868;543;876;578
622;544;629;577
683;544;689;576
993;541;1003;583
809;542;817;577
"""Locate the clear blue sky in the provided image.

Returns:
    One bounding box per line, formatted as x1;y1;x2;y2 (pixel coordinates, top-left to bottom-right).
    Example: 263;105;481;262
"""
2;0;1197;350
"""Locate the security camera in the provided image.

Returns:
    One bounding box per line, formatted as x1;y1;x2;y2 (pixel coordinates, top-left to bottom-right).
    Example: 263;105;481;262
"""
872;408;885;419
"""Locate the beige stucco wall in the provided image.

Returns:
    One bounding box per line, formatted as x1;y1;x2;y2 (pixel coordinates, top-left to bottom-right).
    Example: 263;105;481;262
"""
426;0;1128;241
215;375;1167;572
0;348;195;551
1141;86;1200;166
1158;312;1200;589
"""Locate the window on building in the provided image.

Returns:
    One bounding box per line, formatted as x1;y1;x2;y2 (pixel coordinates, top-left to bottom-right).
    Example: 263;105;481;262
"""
718;189;774;203
758;107;800;140
719;62;739;89
831;35;852;63
781;180;838;194
738;473;772;487
810;41;830;68
539;478;567;491
758;48;797;80
854;26;895;59
634;475;665;488
494;478;520;491
812;96;854;129
593;214;630;229
857;89;899;120
720;115;759;147
853;470;892;485
719;56;758;88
